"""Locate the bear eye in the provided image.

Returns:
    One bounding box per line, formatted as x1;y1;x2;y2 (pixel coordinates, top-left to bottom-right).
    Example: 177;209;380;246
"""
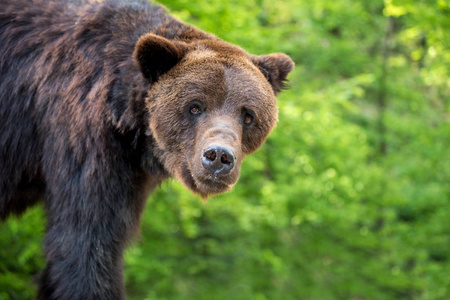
242;109;255;126
188;101;204;115
191;106;201;114
244;113;253;125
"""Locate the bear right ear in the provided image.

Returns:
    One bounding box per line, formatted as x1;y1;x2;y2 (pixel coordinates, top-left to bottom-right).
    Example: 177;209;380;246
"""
134;34;188;82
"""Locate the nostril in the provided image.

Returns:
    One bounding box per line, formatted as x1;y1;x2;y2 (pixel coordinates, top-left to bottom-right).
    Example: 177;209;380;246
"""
221;153;232;165
204;149;217;162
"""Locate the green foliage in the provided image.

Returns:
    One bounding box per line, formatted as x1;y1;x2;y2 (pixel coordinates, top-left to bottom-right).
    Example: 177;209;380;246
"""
0;207;45;300
1;0;449;299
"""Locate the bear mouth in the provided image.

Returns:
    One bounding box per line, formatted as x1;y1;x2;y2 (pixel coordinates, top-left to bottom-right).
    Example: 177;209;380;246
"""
179;162;234;197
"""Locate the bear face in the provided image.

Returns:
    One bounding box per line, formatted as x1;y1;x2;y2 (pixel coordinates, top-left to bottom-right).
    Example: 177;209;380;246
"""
134;34;294;197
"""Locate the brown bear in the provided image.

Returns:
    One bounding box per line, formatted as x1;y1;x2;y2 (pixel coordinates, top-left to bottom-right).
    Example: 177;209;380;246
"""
0;0;294;299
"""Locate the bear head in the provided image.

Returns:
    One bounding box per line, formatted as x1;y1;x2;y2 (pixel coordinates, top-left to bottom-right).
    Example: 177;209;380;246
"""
134;34;294;198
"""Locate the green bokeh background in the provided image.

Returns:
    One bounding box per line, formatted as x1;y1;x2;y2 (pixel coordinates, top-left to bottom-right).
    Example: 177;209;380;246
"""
1;0;449;299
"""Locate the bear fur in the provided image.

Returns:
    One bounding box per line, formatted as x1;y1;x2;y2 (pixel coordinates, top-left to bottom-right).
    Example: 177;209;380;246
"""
0;0;294;299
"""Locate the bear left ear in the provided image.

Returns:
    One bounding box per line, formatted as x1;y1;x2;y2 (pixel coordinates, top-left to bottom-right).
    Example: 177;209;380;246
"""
134;33;188;82
251;53;295;94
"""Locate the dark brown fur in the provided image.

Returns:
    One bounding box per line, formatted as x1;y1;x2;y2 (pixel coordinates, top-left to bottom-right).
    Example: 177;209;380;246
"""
0;0;294;299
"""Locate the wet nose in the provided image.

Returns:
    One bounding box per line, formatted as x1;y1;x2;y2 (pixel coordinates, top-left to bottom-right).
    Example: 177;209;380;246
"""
201;145;236;176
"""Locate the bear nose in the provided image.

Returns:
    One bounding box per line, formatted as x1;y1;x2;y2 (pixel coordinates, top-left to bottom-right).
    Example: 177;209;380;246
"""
201;145;236;176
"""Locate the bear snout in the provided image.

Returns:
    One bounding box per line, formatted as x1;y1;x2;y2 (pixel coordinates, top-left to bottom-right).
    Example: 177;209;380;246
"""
201;145;236;177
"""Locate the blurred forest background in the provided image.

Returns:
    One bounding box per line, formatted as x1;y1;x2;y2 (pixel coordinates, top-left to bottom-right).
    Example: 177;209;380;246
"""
1;0;449;299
